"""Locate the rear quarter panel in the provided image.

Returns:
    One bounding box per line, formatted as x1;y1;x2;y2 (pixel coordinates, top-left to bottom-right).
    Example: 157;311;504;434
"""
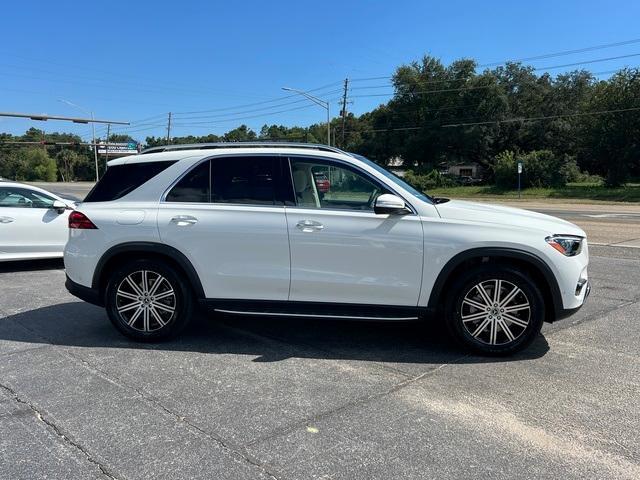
64;201;161;287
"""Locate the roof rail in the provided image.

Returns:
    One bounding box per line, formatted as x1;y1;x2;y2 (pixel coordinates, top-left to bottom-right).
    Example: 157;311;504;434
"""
140;142;348;155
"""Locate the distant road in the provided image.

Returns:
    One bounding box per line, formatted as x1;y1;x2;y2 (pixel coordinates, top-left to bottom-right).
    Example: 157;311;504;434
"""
29;182;640;248
29;181;94;200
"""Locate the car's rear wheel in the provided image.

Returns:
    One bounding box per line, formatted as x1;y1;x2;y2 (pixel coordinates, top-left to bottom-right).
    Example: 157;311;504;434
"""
105;259;194;342
445;266;544;355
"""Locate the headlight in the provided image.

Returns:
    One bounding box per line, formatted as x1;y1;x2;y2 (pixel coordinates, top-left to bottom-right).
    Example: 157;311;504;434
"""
545;235;583;256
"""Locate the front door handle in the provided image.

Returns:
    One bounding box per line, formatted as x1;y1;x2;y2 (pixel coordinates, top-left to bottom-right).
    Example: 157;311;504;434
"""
170;215;198;226
0;216;14;224
296;219;324;232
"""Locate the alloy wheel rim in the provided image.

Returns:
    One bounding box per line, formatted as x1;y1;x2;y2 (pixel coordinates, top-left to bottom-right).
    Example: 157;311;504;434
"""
460;279;531;345
115;270;176;332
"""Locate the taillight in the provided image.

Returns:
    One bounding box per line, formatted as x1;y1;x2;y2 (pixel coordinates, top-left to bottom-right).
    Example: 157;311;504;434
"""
69;211;98;229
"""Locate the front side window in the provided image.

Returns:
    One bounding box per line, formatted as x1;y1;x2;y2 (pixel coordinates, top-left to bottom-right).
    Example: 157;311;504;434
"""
0;187;55;208
290;158;388;211
350;153;432;203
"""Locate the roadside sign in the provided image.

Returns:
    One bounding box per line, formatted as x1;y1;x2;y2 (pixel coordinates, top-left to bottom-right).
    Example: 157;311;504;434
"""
97;142;138;157
517;161;523;199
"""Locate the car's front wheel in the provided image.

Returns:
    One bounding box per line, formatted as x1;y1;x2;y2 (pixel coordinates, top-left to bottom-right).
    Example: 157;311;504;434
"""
445;266;545;355
105;259;194;342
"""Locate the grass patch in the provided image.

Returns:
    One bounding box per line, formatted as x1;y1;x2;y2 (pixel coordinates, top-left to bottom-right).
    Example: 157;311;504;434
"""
427;183;640;202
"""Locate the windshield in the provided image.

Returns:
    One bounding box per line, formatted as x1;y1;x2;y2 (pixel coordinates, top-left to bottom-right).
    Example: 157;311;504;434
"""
350;153;433;203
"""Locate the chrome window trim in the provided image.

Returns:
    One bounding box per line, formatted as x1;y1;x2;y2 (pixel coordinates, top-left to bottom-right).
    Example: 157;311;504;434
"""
160;151;418;215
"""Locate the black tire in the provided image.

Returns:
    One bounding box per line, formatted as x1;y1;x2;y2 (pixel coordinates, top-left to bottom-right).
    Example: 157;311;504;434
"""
105;259;194;342
444;265;544;356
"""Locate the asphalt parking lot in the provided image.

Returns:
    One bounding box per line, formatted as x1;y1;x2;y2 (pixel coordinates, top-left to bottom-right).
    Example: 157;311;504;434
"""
1;243;639;479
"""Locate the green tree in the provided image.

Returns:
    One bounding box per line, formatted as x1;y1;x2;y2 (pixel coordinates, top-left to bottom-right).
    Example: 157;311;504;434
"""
579;68;640;186
12;148;57;181
223;125;256;142
55;149;81;181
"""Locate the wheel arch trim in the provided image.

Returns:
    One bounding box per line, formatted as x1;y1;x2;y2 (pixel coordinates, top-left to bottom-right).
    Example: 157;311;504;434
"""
92;242;205;299
426;247;563;319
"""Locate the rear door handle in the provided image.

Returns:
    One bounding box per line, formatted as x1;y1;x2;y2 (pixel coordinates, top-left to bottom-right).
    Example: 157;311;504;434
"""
0;216;14;224
170;215;198;226
296;219;324;232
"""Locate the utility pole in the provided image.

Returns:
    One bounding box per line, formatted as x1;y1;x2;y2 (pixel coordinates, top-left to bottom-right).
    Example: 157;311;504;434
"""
90;112;98;182
166;112;172;145
340;78;349;147
104;123;111;175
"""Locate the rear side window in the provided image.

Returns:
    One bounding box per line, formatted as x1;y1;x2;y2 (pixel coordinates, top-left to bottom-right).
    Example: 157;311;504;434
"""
84;161;176;202
165;156;294;206
211;156;277;205
165;160;210;203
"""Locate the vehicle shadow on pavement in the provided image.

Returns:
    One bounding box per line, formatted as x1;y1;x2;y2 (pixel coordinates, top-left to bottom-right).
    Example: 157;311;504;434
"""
0;301;549;365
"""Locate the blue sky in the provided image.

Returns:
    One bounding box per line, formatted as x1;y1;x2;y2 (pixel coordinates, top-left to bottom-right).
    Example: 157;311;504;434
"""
1;0;639;141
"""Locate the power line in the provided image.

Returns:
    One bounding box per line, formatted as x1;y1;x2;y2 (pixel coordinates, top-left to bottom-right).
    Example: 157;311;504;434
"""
533;52;640;72
349;57;640;96
172;81;344;115
349;37;640;82
441;106;640;127
173;101;342;127
172;90;343;120
350;85;495;99
347;61;638;100
479;38;640;67
344;107;640;133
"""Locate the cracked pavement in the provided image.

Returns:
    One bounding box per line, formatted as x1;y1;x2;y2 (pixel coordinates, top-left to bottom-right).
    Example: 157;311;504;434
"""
0;246;639;479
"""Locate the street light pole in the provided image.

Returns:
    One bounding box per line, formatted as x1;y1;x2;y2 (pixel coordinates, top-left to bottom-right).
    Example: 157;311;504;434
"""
58;99;99;181
282;87;331;146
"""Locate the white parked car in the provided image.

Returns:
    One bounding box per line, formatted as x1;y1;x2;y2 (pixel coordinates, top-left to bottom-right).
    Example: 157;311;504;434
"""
64;143;590;355
0;181;76;261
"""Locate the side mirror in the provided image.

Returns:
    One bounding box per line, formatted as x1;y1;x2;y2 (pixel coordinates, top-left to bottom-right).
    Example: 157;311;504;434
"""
374;194;408;215
51;200;67;214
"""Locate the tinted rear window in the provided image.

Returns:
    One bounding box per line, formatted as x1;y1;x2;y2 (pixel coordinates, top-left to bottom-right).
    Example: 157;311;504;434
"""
84;161;176;202
165;160;210;203
164;156;295;206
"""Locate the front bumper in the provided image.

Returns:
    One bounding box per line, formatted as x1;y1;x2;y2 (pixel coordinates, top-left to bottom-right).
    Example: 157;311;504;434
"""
65;275;104;307
556;280;590;320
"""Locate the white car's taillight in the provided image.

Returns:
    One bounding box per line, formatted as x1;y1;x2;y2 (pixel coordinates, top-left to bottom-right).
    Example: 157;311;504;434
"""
68;211;98;229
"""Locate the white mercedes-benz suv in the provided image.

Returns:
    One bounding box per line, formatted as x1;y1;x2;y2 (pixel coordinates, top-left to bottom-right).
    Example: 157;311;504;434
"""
64;143;590;355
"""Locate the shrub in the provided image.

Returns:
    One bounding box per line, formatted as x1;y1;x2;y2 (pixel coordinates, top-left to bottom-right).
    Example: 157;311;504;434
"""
404;169;456;191
493;150;580;189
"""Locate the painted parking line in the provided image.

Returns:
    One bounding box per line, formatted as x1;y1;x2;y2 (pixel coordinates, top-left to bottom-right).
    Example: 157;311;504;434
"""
582;213;640;219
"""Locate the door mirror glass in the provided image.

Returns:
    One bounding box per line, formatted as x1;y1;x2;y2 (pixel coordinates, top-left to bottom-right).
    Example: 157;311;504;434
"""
374;194;407;214
51;200;67;213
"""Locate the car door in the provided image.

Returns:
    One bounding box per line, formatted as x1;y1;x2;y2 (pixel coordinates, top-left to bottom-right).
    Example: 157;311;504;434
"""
285;157;424;306
0;186;69;258
157;155;292;300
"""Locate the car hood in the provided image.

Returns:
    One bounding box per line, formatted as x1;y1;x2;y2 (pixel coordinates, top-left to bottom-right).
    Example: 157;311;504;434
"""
434;199;586;236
